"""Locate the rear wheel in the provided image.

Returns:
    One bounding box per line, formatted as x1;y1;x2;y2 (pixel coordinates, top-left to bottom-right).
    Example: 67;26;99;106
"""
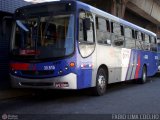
140;66;147;84
92;68;107;96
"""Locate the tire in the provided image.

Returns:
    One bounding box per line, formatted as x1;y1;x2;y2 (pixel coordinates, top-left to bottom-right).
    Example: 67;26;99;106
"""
92;68;107;96
140;66;147;84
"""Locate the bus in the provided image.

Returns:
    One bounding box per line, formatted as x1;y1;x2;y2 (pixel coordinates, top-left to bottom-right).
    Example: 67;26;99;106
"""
10;0;158;96
157;38;160;70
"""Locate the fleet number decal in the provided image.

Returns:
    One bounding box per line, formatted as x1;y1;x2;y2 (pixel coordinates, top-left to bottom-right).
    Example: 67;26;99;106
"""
44;65;55;70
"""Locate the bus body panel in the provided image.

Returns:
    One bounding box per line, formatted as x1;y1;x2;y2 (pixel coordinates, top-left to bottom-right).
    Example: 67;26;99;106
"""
126;49;158;80
75;44;97;89
96;45;122;83
10;55;79;89
10;73;77;89
10;48;97;89
96;44;158;83
10;55;77;77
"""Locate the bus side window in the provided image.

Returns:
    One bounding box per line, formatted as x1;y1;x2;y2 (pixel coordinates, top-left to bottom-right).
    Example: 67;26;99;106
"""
155;38;157;44
141;33;145;41
124;27;135;49
132;30;135;39
79;18;84;41
111;21;124;47
106;20;110;32
78;10;95;57
121;25;124;36
144;34;150;50
150;36;157;52
79;11;94;43
135;31;138;39
111;22;113;33
141;33;146;50
136;31;143;50
96;16;111;45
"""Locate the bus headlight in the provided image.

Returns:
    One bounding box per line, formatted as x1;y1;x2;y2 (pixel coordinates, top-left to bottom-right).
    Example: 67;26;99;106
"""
58;70;63;75
14;71;18;74
65;66;69;70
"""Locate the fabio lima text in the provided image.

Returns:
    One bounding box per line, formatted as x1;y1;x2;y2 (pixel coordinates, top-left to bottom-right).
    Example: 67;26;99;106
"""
112;114;160;120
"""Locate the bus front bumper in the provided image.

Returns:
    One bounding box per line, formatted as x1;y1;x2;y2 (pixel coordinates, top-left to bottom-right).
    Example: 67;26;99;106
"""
10;73;77;89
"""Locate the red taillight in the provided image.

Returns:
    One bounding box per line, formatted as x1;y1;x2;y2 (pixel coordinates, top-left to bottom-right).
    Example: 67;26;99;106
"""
10;63;30;70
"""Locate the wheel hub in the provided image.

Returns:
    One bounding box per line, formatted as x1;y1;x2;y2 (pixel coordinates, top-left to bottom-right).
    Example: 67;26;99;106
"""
98;75;106;90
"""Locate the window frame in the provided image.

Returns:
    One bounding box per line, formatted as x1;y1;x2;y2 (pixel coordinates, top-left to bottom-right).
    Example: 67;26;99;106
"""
111;21;125;48
95;15;111;45
124;26;136;49
78;9;96;58
78;10;95;44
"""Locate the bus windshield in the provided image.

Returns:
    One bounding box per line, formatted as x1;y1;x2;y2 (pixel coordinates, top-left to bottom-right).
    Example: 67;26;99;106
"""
12;14;74;59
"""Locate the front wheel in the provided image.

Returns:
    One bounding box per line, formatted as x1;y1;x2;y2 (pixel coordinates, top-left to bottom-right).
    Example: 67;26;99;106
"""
92;68;107;96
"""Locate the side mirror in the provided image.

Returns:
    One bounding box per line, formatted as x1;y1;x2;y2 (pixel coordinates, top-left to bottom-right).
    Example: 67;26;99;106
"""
83;18;91;31
83;18;91;41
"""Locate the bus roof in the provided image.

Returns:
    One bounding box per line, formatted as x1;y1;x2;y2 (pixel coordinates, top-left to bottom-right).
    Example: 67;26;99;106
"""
76;1;156;37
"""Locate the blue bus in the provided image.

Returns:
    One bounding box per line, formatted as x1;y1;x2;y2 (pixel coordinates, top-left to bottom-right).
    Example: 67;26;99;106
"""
10;0;158;96
157;38;160;70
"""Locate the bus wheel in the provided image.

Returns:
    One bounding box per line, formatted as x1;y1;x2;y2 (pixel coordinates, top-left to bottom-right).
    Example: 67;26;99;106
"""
140;66;147;84
92;68;107;96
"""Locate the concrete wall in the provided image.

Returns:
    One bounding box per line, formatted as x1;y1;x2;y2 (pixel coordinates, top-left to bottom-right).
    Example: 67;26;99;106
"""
127;0;160;25
126;0;160;35
124;8;157;33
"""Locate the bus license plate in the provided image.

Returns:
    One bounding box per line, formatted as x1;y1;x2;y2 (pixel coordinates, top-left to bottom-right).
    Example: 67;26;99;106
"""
54;82;69;88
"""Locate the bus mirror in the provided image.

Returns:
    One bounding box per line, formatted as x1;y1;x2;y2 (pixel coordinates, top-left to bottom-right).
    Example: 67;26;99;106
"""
83;18;91;41
83;18;91;31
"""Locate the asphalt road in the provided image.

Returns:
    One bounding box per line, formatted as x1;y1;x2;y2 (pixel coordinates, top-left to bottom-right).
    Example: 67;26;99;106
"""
1;74;160;119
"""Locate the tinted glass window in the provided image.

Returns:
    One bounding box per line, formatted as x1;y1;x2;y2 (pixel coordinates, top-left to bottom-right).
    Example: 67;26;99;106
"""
96;17;111;45
111;22;124;47
124;27;135;49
